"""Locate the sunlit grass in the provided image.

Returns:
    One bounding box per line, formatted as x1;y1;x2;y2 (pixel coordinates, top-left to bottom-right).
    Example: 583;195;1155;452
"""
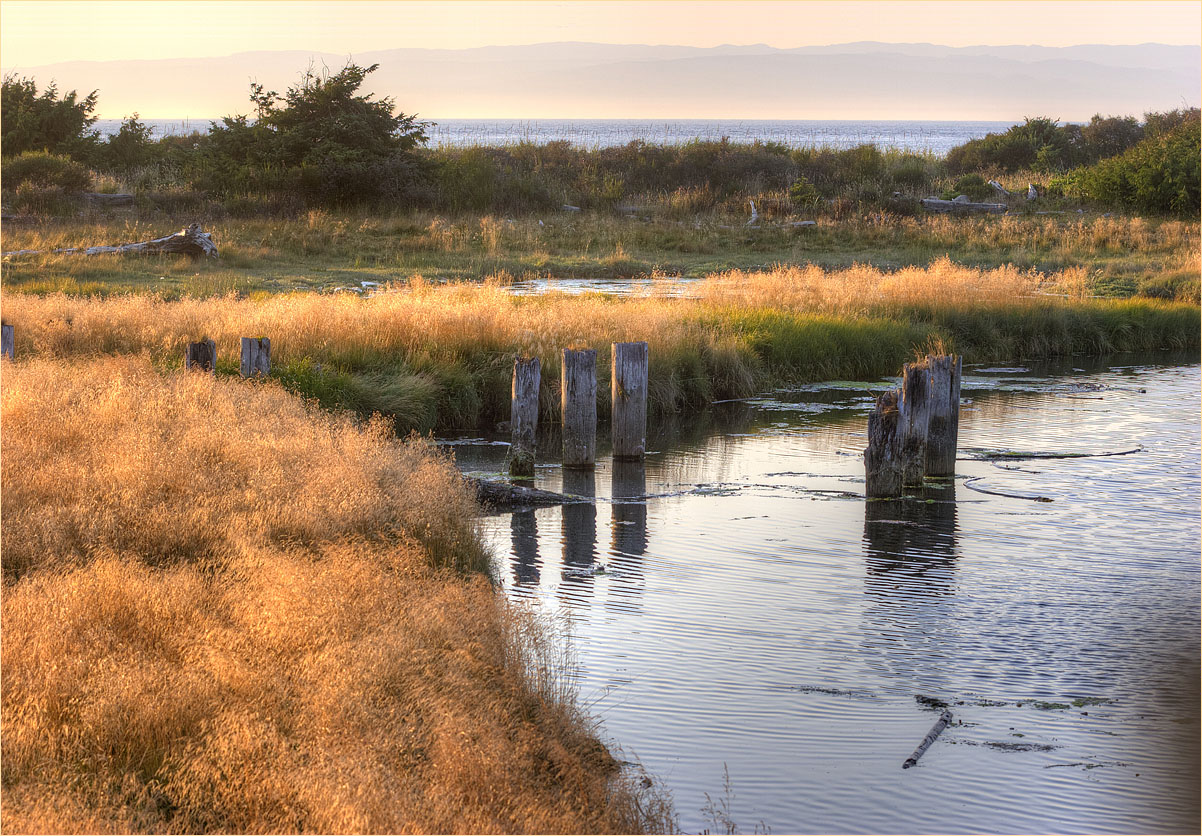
0;356;674;834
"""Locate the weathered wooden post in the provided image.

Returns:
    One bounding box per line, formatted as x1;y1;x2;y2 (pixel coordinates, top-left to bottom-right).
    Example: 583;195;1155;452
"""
611;341;648;461
925;354;963;476
1;324;13;360
240;337;270;378
865;389;904;498
561;348;597;468
185;339;216;374
898;359;932;487
509;356;541;478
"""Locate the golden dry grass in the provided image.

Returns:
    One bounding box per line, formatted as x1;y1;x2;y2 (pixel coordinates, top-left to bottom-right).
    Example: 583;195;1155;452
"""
0;357;674;834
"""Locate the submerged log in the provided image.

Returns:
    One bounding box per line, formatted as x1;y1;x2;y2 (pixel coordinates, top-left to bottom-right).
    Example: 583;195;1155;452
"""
468;477;587;511
920;197;1007;214
1;223;217;259
864;389;904;498
902;709;953;768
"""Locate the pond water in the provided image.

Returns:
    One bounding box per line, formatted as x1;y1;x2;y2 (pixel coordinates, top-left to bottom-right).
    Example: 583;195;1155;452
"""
445;353;1201;834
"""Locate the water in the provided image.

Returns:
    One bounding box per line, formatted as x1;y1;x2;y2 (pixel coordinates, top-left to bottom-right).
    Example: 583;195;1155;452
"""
93;118;1014;155
446;354;1200;834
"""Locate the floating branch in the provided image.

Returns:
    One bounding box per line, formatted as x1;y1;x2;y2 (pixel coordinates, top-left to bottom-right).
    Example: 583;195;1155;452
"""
903;709;953;769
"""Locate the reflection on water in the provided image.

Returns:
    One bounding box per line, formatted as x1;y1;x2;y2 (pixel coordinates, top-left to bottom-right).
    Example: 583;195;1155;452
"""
453;353;1200;834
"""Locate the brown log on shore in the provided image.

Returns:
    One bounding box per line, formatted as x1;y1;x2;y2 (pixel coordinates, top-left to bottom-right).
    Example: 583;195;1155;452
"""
2;223;218;259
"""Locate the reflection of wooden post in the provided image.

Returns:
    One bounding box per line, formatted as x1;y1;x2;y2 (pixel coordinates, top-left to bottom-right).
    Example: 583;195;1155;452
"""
185;339;216;374
561;348;597;468
925;354;962;476
611;458;648;557
611;341;648;461
509;356;541;478
898;359;932;487
562;468;597;570
865;389;904;498
1;325;12;360
511;510;541;587
240;337;270;378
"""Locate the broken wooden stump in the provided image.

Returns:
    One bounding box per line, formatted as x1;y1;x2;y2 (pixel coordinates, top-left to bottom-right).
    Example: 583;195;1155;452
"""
898;359;932;487
240;337;271;378
509;356;541;478
185;339;216;374
1;324;12;360
925;354;962;477
561;348;597;468
611;341;648;461
865;389;904;498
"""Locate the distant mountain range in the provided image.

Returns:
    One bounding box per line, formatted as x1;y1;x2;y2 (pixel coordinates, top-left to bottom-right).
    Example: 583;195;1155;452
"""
3;41;1198;121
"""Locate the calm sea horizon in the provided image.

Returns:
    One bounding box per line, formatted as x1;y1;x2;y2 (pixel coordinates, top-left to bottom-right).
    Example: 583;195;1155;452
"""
94;117;1016;155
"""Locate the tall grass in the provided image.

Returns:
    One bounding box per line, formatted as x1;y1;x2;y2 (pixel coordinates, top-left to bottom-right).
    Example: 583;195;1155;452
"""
3;259;1197;432
0;356;674;834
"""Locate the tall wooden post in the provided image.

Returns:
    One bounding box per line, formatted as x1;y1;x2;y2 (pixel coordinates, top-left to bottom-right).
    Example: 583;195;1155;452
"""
611;341;648;461
925;354;962;477
240;337;271;378
1;324;13;360
509;356;541;478
185;339;216;374
898;359;932;487
561;348;597;468
865;389;904;498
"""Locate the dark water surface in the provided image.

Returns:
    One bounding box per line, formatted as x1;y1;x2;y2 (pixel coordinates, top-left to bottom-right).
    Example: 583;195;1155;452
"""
447;353;1200;834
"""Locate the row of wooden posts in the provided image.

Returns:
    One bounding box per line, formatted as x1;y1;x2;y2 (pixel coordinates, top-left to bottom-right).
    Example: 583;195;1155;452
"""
509;341;648;476
864;353;963;497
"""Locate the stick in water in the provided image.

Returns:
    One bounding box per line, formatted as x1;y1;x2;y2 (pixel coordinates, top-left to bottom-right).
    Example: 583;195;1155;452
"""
902;709;953;769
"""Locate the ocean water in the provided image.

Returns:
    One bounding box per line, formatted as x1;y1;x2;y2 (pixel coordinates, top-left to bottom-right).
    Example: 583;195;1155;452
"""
93;118;1014;155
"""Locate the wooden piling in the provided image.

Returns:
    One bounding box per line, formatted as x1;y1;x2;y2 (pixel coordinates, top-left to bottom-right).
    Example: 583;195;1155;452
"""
561;348;598;468
185;339;216;374
240;337;271;378
865;389;905;498
509;356;541;478
1;324;13;360
925;354;962;476
611;341;648;461
898;359;932;487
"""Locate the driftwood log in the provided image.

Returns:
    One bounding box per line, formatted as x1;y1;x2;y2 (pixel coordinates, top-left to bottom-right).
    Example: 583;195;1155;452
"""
920;196;1007;214
468;477;586;512
85;192;135;207
2;223;217;259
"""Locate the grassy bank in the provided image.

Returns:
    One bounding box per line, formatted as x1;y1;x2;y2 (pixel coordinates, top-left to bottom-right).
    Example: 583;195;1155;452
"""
0;356;673;833
3;260;1197;433
2;210;1198;300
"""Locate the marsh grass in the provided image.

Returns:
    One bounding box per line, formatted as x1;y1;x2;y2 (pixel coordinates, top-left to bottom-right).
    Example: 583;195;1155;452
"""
2;210;1197;300
3;260;1196;433
0;356;674;834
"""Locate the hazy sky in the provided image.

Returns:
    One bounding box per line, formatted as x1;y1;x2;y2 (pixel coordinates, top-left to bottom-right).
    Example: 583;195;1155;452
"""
1;0;1199;67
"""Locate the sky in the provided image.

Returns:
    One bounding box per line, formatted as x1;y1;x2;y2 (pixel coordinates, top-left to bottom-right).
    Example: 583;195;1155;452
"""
1;0;1199;67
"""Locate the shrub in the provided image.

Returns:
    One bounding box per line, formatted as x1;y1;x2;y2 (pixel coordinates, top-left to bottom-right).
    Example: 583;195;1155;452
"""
941;173;993;201
98;113;158;171
787;175;821;208
1;150;91;192
1;74;99;159
1072;117;1201;216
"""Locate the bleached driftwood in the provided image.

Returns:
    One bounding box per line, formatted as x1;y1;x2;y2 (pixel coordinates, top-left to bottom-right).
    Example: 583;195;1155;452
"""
920;197;1007;214
987;179;1010;197
2;223;217;259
